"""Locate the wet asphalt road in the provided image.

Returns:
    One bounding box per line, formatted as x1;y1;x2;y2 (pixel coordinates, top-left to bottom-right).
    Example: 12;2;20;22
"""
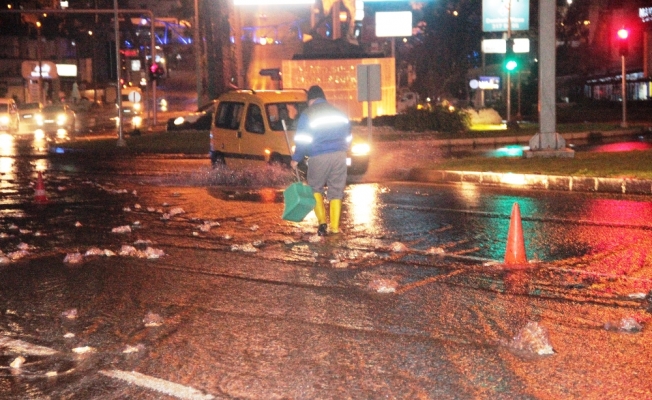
0;150;651;399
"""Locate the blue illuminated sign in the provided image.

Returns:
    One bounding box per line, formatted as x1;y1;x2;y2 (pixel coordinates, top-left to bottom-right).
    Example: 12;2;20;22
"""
482;0;529;32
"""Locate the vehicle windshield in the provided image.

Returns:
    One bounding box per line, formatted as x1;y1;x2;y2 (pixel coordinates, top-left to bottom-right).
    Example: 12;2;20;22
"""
265;102;307;131
18;103;42;110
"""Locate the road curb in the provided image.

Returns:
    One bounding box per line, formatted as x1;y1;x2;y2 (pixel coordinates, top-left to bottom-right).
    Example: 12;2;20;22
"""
408;169;652;195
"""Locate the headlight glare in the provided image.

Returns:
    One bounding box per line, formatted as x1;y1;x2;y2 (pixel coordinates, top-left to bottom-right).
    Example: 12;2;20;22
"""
56;113;67;126
350;143;370;156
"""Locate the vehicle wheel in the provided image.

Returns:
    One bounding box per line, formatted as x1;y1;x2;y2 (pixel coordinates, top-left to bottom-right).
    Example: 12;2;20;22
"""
210;151;226;167
348;159;369;175
268;153;288;167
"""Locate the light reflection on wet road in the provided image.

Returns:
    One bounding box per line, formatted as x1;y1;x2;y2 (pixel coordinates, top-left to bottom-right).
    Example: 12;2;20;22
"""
0;154;650;399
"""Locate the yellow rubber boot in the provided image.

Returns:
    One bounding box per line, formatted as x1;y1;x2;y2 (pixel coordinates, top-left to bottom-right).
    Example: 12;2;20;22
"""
330;199;342;234
313;193;328;236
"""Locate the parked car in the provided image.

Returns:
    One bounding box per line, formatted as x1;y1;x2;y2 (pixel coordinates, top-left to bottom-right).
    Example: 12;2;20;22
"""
209;89;370;174
166;100;217;131
17;102;43;133
36;103;76;135
0;98;20;133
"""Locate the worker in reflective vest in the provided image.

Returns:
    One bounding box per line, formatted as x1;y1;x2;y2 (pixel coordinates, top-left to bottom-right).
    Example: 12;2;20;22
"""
291;85;352;236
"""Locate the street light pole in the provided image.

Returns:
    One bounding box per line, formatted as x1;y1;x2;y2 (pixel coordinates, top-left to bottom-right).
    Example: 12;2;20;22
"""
506;0;512;123
621;54;627;128
194;0;202;106
114;0;125;146
36;21;43;104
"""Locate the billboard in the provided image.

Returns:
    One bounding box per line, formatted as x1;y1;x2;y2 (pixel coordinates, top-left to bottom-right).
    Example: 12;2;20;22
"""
640;7;652;24
482;38;530;54
479;76;500;90
282;57;396;120
375;11;413;38
482;0;529;32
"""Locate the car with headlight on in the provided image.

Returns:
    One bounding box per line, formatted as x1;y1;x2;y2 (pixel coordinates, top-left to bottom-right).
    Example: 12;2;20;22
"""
35;103;76;138
16;102;43;133
120;87;143;116
0;97;20;133
209;89;370;175
166;100;217;131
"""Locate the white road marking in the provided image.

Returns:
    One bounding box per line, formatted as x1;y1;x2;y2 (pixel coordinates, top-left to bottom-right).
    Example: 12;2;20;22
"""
100;369;215;400
0;337;59;356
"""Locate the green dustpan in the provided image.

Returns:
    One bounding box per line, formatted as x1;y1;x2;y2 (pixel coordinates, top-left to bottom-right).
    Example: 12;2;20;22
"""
282;181;316;222
281;119;315;222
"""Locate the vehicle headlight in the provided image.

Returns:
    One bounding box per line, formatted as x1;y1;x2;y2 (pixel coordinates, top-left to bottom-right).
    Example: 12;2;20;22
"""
35;114;43;126
0;116;8;124
132;116;143;127
56;113;67;126
133;103;141;111
350;143;370;156
174;117;186;126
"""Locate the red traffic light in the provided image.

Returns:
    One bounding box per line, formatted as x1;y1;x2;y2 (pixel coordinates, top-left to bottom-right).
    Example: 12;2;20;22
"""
616;28;629;56
149;62;165;81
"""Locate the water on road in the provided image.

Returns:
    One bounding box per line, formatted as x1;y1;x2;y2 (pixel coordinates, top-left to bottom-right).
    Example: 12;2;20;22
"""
0;151;650;399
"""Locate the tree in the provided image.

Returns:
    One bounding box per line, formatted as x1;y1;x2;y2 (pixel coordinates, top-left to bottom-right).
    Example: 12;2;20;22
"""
411;0;483;102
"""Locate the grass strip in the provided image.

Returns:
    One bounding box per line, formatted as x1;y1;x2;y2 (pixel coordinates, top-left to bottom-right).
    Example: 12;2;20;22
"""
430;150;652;180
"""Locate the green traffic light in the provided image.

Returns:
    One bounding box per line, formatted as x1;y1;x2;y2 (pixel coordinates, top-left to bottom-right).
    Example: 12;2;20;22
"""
505;60;518;71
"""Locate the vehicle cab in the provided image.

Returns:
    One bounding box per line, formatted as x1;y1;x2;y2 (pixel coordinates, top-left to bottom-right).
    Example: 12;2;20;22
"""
0;98;20;133
209;89;370;174
119;87;144;130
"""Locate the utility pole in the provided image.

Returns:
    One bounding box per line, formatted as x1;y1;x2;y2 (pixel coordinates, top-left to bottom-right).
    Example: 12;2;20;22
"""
506;0;512;123
525;0;572;157
36;21;43;104
617;28;629;128
113;0;125;146
194;0;202;105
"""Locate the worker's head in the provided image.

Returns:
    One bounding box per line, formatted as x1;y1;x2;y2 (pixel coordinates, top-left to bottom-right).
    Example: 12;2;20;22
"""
307;85;325;104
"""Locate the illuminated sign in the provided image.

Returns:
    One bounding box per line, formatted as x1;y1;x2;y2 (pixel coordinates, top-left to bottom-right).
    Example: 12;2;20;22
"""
282;57;396;120
640;7;652;23
482;38;530;53
375;11;412;38
21;61;58;79
479;76;500;90
121;49;139;57
482;0;529;32
56;64;77;77
131;60;142;72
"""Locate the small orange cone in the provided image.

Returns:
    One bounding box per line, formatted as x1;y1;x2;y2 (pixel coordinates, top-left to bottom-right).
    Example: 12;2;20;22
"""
34;172;49;204
504;202;527;265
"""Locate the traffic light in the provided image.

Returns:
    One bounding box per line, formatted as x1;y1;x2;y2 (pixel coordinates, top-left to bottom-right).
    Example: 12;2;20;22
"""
149;62;165;82
617;28;629;57
504;38;518;72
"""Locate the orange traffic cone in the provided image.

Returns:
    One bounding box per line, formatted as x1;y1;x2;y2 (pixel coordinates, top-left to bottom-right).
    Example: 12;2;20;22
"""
34;172;49;204
504;202;527;265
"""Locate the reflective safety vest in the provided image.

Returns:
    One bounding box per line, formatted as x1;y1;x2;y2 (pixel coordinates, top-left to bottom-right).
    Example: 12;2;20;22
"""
292;98;352;162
